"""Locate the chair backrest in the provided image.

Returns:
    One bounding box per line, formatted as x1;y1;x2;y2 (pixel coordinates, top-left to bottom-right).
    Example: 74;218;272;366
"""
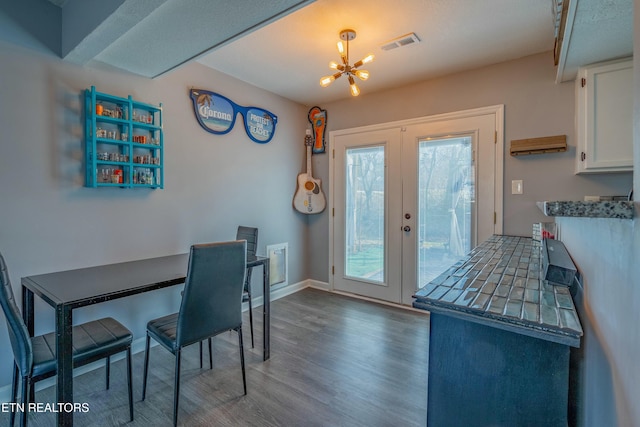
236;226;258;289
0;252;34;376
176;240;246;348
236;226;258;259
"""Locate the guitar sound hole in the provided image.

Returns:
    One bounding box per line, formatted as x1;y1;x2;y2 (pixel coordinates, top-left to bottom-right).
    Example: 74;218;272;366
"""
305;181;315;191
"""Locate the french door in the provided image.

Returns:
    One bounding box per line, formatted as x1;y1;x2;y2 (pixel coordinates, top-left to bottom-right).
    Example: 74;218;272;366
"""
330;106;503;305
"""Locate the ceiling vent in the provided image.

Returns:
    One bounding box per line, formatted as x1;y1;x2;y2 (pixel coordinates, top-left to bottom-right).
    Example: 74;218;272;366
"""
380;32;421;51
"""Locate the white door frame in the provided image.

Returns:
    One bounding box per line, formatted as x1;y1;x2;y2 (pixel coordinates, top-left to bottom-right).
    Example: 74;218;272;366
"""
328;105;504;301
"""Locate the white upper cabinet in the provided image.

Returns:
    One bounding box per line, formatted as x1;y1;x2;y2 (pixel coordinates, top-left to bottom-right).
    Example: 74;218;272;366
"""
575;58;633;174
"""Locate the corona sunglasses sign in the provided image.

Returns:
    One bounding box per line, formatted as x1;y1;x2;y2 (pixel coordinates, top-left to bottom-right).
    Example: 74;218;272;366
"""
190;89;278;143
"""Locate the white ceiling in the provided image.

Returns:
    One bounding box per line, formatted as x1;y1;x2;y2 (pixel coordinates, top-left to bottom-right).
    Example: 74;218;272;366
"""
197;0;557;104
44;0;632;106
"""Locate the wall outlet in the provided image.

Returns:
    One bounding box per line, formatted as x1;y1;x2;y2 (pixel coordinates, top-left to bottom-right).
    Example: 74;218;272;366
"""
511;180;523;195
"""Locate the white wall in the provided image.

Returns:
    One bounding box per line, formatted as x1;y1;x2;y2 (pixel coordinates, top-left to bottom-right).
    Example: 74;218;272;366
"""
309;52;632;282
550;7;640;426
0;40;309;386
556;218;639;426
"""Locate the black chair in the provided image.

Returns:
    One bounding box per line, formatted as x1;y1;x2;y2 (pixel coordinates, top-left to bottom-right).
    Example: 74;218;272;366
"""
0;252;133;427
197;226;258;368
236;225;258;348
141;241;247;427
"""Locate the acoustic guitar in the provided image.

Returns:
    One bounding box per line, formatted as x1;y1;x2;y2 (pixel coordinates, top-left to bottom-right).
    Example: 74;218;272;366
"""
293;131;326;214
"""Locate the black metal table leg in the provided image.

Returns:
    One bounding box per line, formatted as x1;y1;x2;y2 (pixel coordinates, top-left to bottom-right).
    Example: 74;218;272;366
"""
262;262;270;361
56;304;74;426
21;285;34;336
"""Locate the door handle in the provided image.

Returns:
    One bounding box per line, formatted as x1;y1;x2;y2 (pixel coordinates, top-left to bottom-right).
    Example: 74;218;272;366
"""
403;226;411;232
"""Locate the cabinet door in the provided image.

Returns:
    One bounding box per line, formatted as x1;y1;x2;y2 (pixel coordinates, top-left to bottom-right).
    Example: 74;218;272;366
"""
575;59;633;173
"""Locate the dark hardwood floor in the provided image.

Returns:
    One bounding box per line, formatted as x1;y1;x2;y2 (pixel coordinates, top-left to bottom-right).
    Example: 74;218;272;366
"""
1;288;430;426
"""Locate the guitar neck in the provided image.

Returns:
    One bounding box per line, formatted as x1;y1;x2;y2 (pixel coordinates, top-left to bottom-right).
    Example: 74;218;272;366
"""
306;143;313;178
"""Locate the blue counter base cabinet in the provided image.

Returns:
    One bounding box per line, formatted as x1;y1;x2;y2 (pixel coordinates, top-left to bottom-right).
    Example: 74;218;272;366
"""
85;86;164;189
427;312;570;427
413;235;583;427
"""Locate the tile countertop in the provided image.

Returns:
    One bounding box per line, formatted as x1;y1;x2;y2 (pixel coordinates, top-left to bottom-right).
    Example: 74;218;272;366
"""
412;235;583;347
537;200;634;219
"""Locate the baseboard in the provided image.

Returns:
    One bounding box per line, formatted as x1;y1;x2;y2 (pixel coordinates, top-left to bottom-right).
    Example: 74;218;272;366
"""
328;289;431;315
307;279;330;291
245;278;310;309
0;279;314;402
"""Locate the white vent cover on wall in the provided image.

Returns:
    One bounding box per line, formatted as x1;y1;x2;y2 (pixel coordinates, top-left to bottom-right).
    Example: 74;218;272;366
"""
380;32;421;51
267;243;288;288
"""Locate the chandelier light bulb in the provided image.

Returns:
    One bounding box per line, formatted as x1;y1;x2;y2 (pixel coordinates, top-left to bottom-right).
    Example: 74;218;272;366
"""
320;72;343;87
337;41;345;57
320;75;336;87
354;69;369;81
329;61;345;72
348;75;360;96
362;54;375;64
350;82;360;97
353;54;375;69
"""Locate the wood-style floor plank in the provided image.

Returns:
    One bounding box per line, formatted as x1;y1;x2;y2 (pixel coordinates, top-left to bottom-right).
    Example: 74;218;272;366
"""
0;288;430;426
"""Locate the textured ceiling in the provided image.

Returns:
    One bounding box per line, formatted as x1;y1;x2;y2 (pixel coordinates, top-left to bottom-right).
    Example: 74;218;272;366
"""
44;0;632;105
93;0;312;78
197;0;557;104
556;0;633;81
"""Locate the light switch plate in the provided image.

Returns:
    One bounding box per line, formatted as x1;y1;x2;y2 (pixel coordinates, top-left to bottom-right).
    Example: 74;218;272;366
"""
512;180;523;195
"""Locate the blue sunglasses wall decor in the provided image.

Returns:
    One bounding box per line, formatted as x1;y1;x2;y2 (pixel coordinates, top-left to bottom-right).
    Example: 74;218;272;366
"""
190;89;278;144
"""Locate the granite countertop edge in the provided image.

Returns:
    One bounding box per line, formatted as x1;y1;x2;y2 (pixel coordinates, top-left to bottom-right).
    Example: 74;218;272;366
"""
413;298;581;347
537;200;634;219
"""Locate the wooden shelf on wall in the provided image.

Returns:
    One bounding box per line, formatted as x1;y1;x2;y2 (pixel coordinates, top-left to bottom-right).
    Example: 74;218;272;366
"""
510;135;567;156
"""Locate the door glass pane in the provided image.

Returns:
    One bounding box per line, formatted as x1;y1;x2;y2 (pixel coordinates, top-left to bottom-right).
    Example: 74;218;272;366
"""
418;137;474;285
345;146;385;283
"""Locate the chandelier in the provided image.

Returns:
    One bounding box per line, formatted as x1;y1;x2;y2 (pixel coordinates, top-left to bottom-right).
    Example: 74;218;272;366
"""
319;29;375;97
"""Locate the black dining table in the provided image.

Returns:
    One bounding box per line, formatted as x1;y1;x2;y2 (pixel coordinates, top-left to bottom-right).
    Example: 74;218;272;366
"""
21;253;270;426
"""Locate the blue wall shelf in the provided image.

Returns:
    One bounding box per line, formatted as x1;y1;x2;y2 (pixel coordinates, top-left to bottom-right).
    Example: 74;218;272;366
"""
85;86;164;189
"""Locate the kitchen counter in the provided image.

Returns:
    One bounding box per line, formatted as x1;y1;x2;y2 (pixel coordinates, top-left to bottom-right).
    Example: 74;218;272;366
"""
538;200;634;219
413;235;583;426
413;234;582;347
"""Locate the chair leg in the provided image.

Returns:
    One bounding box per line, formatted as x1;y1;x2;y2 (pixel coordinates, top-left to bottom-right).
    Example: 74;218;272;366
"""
11;363;18;400
106;355;111;390
126;348;134;422
142;334;151;401
10;364;18;427
9;363;20;427
28;376;34;406
199;341;203;369
208;337;213;369
238;327;247;395
248;291;254;348
20;376;30;427
173;349;182;427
